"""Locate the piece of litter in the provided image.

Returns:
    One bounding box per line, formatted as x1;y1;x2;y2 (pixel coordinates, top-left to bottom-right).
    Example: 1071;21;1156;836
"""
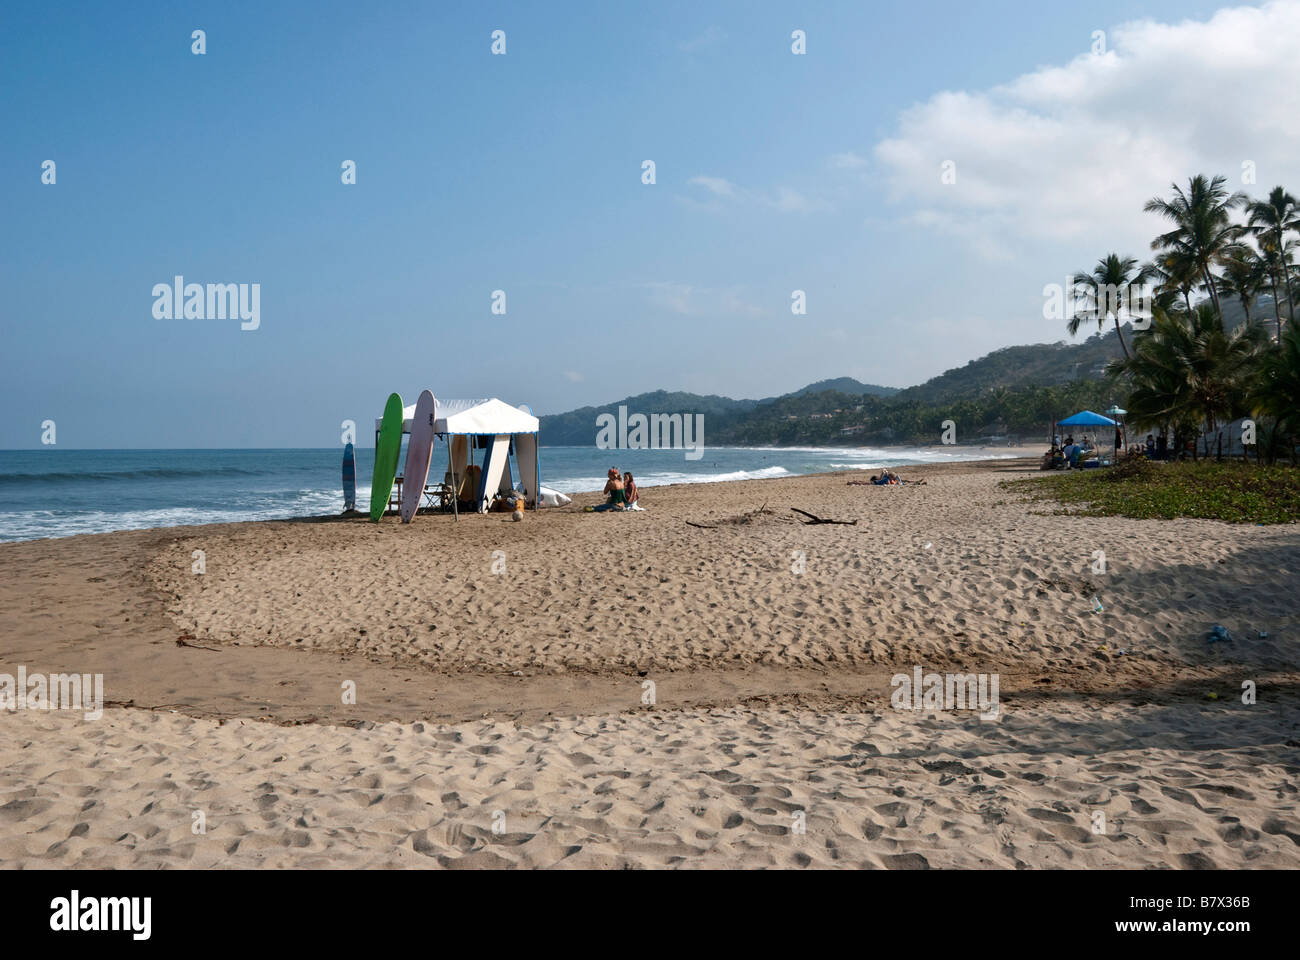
1208;625;1231;644
923;542;932;550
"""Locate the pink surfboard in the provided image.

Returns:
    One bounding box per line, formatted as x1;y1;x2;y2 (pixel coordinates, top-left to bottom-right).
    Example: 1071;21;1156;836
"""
400;390;437;523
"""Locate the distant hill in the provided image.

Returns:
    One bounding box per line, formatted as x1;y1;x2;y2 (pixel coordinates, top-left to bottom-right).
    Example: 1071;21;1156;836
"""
538;389;758;445
538;296;1296;448
781;378;899;399
892;327;1129;406
536;322;1203;447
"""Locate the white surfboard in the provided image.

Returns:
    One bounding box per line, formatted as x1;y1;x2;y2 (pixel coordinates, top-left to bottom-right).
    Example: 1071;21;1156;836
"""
477;434;512;513
400;390;437;523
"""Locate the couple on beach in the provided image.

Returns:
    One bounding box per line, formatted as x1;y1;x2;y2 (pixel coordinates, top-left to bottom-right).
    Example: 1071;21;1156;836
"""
597;468;642;511
847;469;925;486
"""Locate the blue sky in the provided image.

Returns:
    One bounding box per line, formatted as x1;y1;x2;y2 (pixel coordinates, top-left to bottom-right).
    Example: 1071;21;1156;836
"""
3;0;1290;447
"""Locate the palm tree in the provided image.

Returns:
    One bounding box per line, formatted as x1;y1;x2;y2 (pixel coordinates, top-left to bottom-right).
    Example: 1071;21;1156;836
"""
1109;303;1265;458
1069;254;1153;358
1144;175;1247;323
1255;232;1298;342
1250;321;1300;464
1107;310;1185;438
1145;251;1200;317
1217;245;1268;325
1246;185;1299;335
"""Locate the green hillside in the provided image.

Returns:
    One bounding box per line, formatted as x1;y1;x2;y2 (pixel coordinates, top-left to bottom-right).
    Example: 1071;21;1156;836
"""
891;328;1127;405
538;328;1159;447
538;390;757;445
780;378;899;399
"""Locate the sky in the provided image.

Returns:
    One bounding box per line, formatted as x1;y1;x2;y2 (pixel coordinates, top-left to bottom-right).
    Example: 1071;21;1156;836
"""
3;0;1298;447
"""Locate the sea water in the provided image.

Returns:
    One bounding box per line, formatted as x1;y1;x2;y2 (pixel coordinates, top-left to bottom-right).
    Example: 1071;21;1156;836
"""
0;445;1016;542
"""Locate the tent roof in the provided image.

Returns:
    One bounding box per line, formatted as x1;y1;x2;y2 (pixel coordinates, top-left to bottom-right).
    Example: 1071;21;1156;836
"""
376;397;539;435
437;397;539;435
1058;410;1117;427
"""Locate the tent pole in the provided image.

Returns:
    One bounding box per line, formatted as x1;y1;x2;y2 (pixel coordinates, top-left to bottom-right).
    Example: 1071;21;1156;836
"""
449;436;458;522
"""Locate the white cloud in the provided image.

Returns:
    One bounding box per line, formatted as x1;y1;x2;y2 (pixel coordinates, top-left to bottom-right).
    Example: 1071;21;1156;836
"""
829;152;867;169
770;187;821;213
563;370;583;383
688;175;736;197
687;175;827;213
874;1;1300;256
637;281;764;317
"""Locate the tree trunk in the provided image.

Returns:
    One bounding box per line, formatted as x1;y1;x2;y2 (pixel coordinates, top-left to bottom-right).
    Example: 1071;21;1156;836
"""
1278;226;1294;330
1203;262;1223;322
1269;270;1283;342
1112;317;1130;358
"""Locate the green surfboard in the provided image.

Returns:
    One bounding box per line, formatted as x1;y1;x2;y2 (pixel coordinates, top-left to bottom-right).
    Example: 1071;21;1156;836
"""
370;392;404;522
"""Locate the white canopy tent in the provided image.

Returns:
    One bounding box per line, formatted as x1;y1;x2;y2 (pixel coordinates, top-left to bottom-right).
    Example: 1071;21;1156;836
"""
374;398;542;515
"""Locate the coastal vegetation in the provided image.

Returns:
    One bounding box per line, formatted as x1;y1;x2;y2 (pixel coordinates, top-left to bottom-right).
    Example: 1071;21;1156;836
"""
540;340;1129;447
1008;459;1300;525
1078;175;1299;464
1014;174;1300;524
541;176;1298;453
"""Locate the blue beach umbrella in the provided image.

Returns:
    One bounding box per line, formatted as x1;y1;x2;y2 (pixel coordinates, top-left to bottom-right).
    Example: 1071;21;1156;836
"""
1057;411;1117;427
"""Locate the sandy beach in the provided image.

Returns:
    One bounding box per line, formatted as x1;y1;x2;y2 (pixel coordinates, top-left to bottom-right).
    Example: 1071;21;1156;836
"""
3;458;1299;868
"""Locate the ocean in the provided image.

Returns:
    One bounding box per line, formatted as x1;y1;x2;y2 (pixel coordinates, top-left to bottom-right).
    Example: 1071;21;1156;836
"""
0;445;1017;543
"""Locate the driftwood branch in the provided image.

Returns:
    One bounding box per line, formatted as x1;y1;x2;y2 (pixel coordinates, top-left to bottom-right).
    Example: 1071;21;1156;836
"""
686;502;772;530
176;635;221;652
791;507;857;526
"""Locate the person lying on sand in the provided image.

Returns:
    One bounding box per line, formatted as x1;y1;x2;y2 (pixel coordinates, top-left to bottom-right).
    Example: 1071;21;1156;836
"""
851;471;926;486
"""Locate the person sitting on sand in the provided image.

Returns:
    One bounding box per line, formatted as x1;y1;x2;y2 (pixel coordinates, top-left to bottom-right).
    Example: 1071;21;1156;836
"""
603;468;626;510
623;472;644;511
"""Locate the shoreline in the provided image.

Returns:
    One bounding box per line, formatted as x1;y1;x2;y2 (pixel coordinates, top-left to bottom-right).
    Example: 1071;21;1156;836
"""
5;455;1298;868
0;446;1031;545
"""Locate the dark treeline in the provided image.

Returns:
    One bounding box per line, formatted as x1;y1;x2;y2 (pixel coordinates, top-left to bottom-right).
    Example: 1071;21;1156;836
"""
1073;175;1299;463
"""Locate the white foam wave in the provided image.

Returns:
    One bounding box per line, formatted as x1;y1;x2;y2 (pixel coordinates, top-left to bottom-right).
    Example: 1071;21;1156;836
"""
544;465;792;494
0;488;366;543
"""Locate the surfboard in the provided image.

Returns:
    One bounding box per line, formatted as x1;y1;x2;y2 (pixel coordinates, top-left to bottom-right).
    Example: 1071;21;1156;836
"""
342;442;356;511
400;390;437;523
369;392;404;522
476;434;511;513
